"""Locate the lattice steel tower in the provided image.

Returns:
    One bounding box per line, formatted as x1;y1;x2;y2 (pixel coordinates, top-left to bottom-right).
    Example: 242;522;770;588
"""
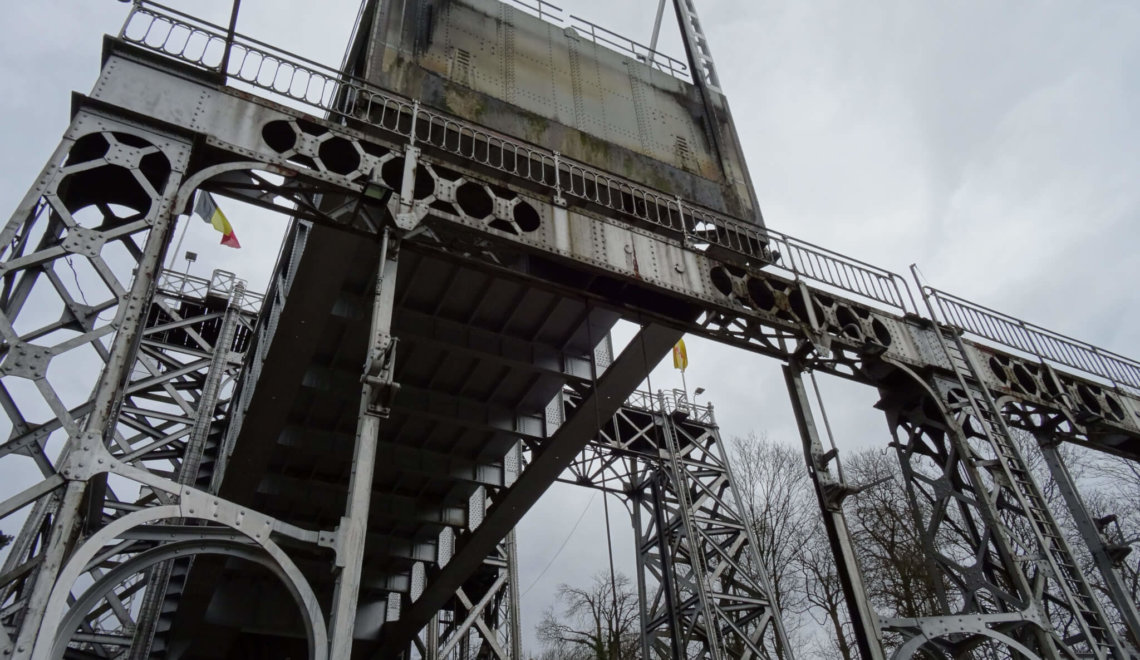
0;1;1138;659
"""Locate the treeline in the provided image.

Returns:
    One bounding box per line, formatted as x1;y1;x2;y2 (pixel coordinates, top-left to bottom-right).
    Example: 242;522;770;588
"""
731;432;1140;659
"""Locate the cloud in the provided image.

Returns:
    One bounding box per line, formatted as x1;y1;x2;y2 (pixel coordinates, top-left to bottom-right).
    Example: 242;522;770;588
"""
2;0;1137;654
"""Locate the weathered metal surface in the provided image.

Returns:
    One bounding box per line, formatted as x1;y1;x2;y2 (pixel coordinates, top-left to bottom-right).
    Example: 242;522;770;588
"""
558;388;793;657
1;3;1138;659
85;42;1140;460
358;0;763;223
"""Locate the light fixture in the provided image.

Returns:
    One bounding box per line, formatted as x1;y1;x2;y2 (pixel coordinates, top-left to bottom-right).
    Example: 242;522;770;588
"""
363;181;394;206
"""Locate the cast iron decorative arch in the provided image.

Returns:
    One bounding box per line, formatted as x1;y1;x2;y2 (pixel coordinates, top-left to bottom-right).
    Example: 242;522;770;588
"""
33;504;328;660
50;538;325;660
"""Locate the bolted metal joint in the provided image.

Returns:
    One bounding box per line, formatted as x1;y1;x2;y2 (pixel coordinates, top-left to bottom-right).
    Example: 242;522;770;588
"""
58;432;113;481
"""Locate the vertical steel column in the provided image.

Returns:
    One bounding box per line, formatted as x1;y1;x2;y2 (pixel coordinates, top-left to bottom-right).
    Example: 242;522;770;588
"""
328;228;399;658
1;495;59;642
11;485;86;660
4;111;189;659
670;0;722;92
217;0;242;78
648;476;685;660
669;0;766;225
425;613;439;660
631;496;655;660
505;529;523;660
649;0;669;53
180;282;246;485
783;365;885;660
670;0;727;182
1037;436;1140;644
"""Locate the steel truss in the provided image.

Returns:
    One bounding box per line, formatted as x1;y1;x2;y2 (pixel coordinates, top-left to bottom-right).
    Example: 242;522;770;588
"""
0;229;261;656
414;529;524;660
557;388;791;658
0;2;1136;658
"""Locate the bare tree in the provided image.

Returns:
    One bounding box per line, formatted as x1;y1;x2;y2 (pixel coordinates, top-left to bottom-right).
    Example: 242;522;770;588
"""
730;433;816;642
1007;432;1140;645
842;450;944;621
730;433;865;657
726;424;1140;658
537;572;639;660
1042;447;1140;647
799;526;856;660
729;435;944;658
1097;456;1140;605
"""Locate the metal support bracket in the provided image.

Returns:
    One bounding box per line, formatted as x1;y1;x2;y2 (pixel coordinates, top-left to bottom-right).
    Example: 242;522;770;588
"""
395;146;427;231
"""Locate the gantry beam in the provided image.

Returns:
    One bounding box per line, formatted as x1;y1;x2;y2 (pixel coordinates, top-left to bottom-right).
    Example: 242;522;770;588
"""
81;38;1140;465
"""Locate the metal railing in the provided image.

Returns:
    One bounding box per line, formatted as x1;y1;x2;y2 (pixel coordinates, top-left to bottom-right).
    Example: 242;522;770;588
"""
624;389;715;426
504;0;564;24
156;269;263;313
119;2;1140;397
754;226;917;315
925;287;1140;394
118;2;918;318
500;0;690;80
567;15;690;81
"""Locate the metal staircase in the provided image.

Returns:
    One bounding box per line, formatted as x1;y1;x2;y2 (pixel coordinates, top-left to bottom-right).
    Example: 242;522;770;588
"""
130;275;256;660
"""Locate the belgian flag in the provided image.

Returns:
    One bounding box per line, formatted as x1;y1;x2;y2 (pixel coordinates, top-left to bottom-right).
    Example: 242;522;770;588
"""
193;192;241;248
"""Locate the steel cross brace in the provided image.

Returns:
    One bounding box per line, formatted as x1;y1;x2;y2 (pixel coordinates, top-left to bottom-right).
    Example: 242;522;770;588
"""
128;280;250;659
545;387;794;658
376;322;683;656
0;103;334;660
1;107;192;659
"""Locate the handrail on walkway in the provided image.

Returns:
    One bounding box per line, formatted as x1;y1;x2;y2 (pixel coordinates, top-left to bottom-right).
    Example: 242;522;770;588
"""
119;2;1135;397
922;285;1140;395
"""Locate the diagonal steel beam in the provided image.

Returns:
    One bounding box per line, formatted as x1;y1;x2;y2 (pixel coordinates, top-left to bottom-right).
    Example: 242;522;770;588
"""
374;322;682;656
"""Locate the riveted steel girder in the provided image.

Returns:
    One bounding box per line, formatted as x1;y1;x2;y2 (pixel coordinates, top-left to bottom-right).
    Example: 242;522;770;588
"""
1;8;1138;660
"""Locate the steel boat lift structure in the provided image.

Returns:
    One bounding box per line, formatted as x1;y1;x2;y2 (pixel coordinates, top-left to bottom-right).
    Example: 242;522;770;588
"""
0;0;1138;658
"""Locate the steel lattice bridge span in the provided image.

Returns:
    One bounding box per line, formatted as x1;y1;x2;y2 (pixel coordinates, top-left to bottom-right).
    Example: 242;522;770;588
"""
0;1;1138;658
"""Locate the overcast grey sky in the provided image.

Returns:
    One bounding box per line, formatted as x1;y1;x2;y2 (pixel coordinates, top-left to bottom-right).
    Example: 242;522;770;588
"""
1;0;1137;655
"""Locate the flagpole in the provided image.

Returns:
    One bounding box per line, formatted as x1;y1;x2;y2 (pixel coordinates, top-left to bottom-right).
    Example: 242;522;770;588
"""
680;367;688;402
166;213;190;270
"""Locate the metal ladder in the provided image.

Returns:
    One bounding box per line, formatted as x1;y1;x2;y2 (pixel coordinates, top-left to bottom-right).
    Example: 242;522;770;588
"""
934;322;1124;659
